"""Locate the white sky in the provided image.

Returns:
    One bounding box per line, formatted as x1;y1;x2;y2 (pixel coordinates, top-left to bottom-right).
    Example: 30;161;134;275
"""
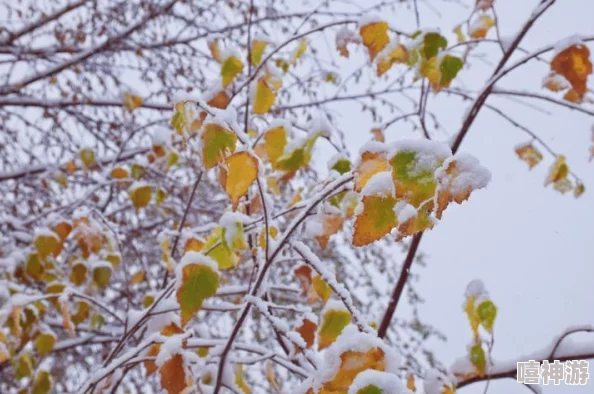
311;0;594;393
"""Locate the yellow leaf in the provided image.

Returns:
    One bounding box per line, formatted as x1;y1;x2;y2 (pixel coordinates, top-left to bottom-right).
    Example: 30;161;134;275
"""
15;352;33;379
354;151;390;192
359;21;389;61
545;155;569;186
35;332;56;356
551;44;592;101
574;182;585;198
69;262;87;286
454;24;466;43
264;125;287;168
79;148;95;168
130;270;145;284
291;38;308;65
201;123;237;169
203;228;238;270
469;15;495;39
376;42;408;76
323;348;386;392
184;238;205;254
542;72;570;92
224;152;259;210
221;55;244;87
123;92;143;112
176;253;220;326
32;370;52;394
253;77;277;114
34;231;62;260
235;364;251;394
92;264;112;289
209;39;221;62
407;373;417;392
515;143;543;169
311;275;331;305
318;305;351;350
129;183;152;209
251;40;268;66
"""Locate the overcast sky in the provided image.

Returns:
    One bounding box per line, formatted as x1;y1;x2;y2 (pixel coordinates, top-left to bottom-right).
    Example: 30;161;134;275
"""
308;0;594;393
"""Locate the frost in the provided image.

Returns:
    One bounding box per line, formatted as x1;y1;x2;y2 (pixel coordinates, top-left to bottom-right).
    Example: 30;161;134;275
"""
394;201;417;223
423;368;454;394
358;14;383;27
155;334;184;367
359;140;388;156
465;279;487;298
220;44;242;62
348;370;408;394
219;211;250;247
152;127;172;147
327;153;349;171
309;114;333;138
361;171;395;197
436;153;491;195
389;139;452;175
175;252;219;283
553;34;585;57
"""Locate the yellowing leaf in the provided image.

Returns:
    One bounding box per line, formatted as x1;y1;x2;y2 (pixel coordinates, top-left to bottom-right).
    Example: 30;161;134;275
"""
276;132;322;173
176;254;220;326
435;155;490;220
545;155;569;186
376;42;408;76
79;148;95;168
203;228;238;270
574;182;585;198
34;231;62;260
251;40;268;66
123;92;143;112
323;348;385;391
454;25;466;43
129;183;152;209
201;123;237;169
354;151;389;192
551;44;592;101
224;152;259;210
290;38;308;65
208;38;221;62
25;253;44;281
469;15;495;39
221;55;244;87
54;221;72;241
407;373;417;392
359;21;389;61
353;195;397;247
35;332;56;356
264;125;287;168
235;364;251;393
69;262;87;286
184;238;205;253
32;370;52;394
314;213;344;250
477;300;497;332
160;353;187;394
318;306;351;350
15;352;33;379
92;264;112;289
311;274;331;305
515;143;543;169
253;76;277;114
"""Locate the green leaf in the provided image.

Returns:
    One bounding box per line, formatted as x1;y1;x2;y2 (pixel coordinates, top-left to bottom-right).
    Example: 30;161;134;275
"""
470;343;486;375
477;300;497;332
357;385;383;394
201;123;237;169
331;158;352;175
422;32;447;59
318;306;351;349
32;370;52;394
35;332;56;356
176;254;220;326
440;55;464;86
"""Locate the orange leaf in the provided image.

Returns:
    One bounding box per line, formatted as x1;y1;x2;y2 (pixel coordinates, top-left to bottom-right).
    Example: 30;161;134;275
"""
551;44;592;101
159;354;186;394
